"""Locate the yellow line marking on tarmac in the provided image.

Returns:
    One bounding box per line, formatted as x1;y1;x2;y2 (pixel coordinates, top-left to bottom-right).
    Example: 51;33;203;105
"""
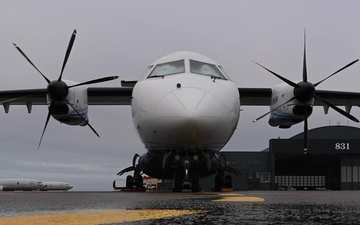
213;196;265;202
218;193;243;196
0;209;208;225
213;193;265;202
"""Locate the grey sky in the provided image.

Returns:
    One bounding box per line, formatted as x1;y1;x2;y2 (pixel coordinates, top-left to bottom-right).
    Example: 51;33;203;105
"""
1;1;360;191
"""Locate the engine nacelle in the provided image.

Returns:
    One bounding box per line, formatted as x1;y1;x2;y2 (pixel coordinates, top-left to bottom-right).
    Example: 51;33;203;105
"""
269;83;314;128
269;104;313;128
48;80;89;126
49;101;69;115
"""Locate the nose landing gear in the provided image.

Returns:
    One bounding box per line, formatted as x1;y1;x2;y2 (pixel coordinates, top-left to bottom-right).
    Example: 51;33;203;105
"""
172;154;201;192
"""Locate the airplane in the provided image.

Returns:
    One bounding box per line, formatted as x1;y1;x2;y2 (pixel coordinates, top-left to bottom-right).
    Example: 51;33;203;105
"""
2;29;360;192
0;178;45;191
40;182;73;191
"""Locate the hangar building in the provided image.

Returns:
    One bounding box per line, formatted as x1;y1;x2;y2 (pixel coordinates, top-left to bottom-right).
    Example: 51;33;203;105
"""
201;125;360;191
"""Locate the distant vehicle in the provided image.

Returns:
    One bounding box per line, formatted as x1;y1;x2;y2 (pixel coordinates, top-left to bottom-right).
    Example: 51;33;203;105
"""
113;179;125;190
40;182;73;191
0;178;45;191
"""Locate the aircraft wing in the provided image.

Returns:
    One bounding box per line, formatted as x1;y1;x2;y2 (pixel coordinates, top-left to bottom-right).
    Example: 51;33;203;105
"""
239;88;272;105
314;90;360;106
239;88;360;107
0;87;360;108
87;80;134;105
0;87;133;108
0;89;47;105
87;87;133;105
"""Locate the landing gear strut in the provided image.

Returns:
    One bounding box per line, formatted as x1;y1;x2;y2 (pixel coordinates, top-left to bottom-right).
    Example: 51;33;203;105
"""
172;154;201;192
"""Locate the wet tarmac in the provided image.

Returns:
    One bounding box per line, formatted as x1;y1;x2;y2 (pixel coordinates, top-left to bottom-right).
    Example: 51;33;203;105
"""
1;191;360;224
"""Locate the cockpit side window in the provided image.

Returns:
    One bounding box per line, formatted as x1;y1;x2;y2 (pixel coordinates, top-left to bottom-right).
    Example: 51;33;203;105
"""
147;60;185;78
190;60;227;80
141;65;154;79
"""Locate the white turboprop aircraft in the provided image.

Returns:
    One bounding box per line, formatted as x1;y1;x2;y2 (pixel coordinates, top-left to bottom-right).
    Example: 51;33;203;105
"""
2;30;360;192
40;182;73;191
0;178;45;191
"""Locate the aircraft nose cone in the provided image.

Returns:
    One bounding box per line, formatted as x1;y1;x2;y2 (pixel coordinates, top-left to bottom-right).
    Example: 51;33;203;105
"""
158;88;221;119
157;88;222;150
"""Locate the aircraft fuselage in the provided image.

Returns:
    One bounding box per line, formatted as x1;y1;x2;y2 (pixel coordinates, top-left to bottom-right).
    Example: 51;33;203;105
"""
132;52;240;154
124;52;241;187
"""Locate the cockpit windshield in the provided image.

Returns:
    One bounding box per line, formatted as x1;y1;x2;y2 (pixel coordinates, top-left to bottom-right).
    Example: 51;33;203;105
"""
148;60;185;78
190;60;227;79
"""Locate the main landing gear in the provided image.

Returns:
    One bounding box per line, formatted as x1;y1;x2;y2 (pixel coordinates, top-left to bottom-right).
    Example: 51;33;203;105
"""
213;154;241;191
117;152;241;192
117;154;145;190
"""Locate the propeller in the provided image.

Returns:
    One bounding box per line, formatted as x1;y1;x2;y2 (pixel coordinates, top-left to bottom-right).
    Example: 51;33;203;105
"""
253;33;359;153
13;29;119;149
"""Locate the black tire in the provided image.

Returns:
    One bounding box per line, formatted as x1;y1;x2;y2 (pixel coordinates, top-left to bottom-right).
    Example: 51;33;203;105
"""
225;175;232;188
126;175;133;189
191;172;200;192
136;176;144;188
214;175;222;192
173;169;184;192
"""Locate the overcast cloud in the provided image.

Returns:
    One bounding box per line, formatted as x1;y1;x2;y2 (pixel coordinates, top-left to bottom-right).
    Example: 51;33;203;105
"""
1;1;360;191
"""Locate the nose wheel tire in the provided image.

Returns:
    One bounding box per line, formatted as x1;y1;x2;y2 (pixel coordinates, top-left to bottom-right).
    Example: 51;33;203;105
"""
191;172;200;192
173;169;184;192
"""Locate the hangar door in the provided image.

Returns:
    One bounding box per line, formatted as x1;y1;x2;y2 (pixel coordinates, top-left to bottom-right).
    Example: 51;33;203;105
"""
274;154;340;190
341;155;360;190
270;138;360;190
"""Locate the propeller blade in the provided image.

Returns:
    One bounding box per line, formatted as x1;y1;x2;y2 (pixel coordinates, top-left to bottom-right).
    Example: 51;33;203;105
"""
13;43;51;84
314;59;359;87
38;111;51;150
252;61;298;88
302;31;308;82
303;103;309;154
65;100;100;137
68;76;119;88
58;29;77;81
314;94;359;122
253;97;296;123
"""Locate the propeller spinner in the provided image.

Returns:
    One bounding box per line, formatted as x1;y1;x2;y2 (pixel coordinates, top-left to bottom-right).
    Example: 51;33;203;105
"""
253;33;359;153
13;29;119;149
